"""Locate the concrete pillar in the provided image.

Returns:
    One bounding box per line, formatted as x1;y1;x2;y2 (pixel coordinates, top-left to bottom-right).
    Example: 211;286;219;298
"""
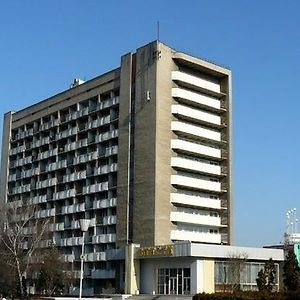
125;244;140;294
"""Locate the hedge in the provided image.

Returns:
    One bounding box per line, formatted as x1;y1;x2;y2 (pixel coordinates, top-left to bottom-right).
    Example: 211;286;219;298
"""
192;291;300;300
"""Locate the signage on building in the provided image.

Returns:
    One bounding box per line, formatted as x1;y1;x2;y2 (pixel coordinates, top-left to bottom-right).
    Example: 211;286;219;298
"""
138;245;174;257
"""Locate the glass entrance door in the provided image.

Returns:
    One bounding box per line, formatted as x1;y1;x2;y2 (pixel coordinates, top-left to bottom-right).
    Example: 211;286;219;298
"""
157;268;191;295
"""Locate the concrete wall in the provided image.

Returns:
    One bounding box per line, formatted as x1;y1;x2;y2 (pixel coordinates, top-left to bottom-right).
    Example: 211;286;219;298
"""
132;42;158;246
116;53;133;247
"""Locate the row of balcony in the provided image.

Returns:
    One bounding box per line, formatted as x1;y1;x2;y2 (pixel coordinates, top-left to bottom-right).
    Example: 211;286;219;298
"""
9;135;118;171
11;97;120;143
60;233;116;247
62;252;106;263
10;128;118;162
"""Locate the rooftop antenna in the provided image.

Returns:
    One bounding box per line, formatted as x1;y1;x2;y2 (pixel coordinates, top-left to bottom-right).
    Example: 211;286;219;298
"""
157;21;160;41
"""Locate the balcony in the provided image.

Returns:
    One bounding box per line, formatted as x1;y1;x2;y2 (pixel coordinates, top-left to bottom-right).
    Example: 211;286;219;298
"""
53;188;76;201
46;160;67;172
39;119;59;131
35;208;55;219
8;173;16;182
91;269;115;279
56;127;78;140
62;254;75;263
36;178;57;189
60;236;83;247
9;145;25;156
172;87;225;112
171;192;221;210
105;146;118;156
11;184;31;194
63;171;86;183
37;148;58;160
20;167;40;179
88;115;111;129
96;129;119;143
83;182;108;194
61;203;85;215
170;211;221;227
31;137;50;149
103;215;117;225
93;198;117;209
92;234;116;244
30;194;47;205
171;139;222;160
171;157;221;176
172;104;222;127
172;71;225;98
48;222;64;232
171;229;221;244
15;128;34;141
171;174;222;193
64;138;88;152
86;252;106;262
94;163;117;176
172;121;221;143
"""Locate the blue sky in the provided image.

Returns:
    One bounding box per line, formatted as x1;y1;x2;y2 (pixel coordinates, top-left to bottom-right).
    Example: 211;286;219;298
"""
1;1;299;247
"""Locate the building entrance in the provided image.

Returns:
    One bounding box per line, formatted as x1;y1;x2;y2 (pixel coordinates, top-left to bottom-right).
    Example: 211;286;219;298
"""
157;268;191;295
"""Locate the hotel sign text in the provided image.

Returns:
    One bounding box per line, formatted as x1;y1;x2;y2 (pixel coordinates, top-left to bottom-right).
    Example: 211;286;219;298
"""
138;245;174;257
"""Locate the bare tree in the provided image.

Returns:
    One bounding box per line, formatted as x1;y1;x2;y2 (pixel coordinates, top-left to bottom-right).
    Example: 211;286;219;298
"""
0;201;50;298
225;252;248;292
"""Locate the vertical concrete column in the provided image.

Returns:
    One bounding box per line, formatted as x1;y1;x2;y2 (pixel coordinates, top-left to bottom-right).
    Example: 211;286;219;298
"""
203;260;215;293
0;112;12;207
191;259;203;294
116;53;133;247
125;244;140;295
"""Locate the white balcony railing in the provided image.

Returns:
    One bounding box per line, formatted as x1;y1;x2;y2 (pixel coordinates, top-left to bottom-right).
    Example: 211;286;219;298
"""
171;229;221;244
172;121;221;142
172;71;221;94
171;157;221;176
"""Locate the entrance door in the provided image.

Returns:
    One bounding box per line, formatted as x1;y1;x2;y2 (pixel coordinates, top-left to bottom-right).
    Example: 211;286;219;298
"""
169;277;177;294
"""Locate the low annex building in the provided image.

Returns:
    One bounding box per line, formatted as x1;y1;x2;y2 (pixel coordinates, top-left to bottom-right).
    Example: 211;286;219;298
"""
125;242;284;295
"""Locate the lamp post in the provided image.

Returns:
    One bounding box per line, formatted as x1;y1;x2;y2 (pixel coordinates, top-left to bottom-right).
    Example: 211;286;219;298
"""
79;219;90;300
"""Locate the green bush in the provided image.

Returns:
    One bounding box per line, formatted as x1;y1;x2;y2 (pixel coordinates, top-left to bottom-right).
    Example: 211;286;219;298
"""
192;291;300;300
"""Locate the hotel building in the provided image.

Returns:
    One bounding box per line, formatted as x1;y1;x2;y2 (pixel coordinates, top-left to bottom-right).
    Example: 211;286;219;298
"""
1;41;279;295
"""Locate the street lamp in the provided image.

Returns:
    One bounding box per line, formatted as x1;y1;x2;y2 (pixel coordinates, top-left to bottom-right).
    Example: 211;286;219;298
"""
79;219;90;300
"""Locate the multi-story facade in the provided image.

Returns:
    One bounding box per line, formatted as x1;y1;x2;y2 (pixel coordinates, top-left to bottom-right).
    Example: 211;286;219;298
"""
0;41;232;294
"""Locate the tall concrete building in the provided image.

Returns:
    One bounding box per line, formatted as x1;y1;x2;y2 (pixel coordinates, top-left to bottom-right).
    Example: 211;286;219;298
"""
0;41;233;294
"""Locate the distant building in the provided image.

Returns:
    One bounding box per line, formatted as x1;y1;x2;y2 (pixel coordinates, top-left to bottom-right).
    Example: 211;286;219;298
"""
264;209;300;267
0;40;283;295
